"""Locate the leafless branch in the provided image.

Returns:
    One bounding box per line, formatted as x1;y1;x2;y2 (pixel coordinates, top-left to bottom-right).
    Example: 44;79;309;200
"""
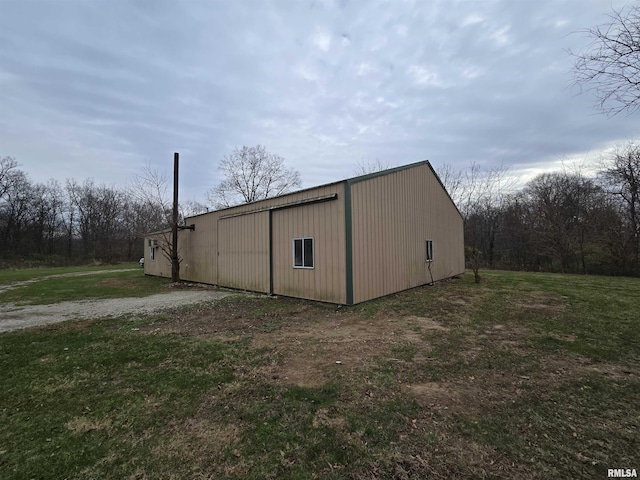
570;4;640;116
207;145;301;209
353;158;392;176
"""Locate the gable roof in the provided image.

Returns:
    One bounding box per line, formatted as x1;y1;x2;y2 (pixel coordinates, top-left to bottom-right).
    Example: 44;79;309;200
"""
186;159;461;220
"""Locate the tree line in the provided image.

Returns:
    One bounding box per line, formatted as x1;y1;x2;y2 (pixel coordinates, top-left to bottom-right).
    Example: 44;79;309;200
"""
0;146;298;268
2;141;639;278
444;142;640;278
0;157;206;266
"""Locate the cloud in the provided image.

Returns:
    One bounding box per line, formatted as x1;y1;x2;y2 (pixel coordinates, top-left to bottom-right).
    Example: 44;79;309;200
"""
311;27;332;52
407;65;441;87
355;62;376;76
294;63;320;82
461;65;484;80
461;14;485;27
0;0;637;202
490;26;512;47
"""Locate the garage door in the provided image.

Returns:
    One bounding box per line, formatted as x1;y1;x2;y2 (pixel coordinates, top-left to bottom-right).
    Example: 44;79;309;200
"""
217;211;269;292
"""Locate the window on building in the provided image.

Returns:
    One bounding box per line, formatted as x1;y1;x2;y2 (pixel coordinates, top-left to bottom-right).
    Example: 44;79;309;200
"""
149;239;157;261
425;240;434;262
293;237;314;268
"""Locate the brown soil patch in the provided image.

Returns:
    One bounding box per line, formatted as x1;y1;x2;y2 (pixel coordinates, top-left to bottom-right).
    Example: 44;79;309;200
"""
407;369;549;417
402;315;449;332
138;292;600;406
140;297;452;388
406;382;461;411
574;358;640;380
140;296;318;337
253;313;417;387
510;291;566;314
275;353;331;387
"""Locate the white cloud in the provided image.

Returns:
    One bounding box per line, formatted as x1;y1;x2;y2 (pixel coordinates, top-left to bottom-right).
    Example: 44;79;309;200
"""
408;65;441;87
461;66;484;80
313;133;348;147
491;26;511;47
311;28;332;52
294;63;319;81
355;62;376;76
1;0;638;201
461;14;484;27
554;19;569;28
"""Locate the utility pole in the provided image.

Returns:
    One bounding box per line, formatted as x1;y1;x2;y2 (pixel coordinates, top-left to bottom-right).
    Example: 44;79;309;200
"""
171;152;180;282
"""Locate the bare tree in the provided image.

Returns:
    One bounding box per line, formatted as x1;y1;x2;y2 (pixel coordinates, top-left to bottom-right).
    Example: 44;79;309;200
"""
0;168;33;257
456;163;516;282
523;172;609;274
0;156;19;199
66;179;126;262
434;163;465;207
353;158;392;176
28;180;65;256
207;145;301;208
600;141;640;273
130;162;207;280
571;4;640;116
130;163;178;277
180;199;209;219
130;163;172;226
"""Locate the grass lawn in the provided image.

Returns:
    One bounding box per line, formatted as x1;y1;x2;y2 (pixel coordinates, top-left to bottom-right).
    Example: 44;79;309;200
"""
0;270;638;479
0;264;170;305
0;263;139;285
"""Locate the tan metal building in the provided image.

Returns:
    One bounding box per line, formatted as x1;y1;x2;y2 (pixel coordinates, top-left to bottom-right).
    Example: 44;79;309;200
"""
144;160;464;305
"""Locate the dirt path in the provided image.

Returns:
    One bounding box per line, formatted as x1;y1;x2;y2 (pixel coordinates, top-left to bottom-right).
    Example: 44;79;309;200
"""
0;270;233;333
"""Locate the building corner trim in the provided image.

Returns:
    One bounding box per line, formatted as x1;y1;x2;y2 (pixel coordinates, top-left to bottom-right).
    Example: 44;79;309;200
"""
345;180;354;305
268;209;274;295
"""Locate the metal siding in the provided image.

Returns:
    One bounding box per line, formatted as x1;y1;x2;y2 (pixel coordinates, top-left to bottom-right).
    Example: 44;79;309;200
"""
145;164;467;305
178;214;218;284
351;163;464;303
272;184;346;303
217;212;270;292
145;184;346;296
143;214;218;283
143;233;171;278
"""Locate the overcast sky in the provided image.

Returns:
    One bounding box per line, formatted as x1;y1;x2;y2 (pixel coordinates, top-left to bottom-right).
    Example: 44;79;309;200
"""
0;0;638;203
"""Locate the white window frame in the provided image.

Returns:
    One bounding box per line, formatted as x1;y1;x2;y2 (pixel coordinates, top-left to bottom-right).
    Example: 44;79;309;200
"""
425;239;434;262
293;237;314;269
149;239;158;261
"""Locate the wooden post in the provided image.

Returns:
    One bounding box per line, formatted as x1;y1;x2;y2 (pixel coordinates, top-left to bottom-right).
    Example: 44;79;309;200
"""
171;152;180;282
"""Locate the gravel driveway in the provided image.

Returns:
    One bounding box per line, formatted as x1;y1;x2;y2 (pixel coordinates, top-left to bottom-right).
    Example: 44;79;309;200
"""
0;280;232;333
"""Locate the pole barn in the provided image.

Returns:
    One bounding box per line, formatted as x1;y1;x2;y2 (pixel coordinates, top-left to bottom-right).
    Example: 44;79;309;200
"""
144;160;465;305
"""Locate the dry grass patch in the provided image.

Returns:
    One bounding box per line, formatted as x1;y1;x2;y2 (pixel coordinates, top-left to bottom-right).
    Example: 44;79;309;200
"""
66;416;113;434
145;298;451;389
5;272;635;479
402;315;449;331
156;418;241;462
